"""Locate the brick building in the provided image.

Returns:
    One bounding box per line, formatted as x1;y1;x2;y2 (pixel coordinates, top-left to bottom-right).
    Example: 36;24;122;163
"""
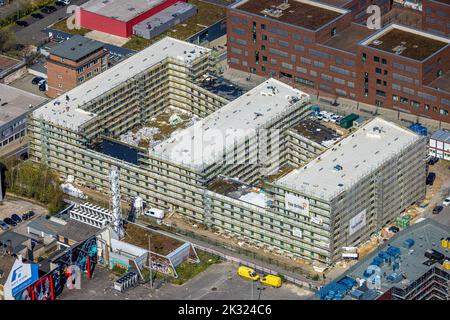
46;35;109;98
227;0;450;122
422;0;450;38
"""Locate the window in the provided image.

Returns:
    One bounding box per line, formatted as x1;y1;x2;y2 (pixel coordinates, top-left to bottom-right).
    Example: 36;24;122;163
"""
393;94;399;101
400;97;409;104
331;27;337;36
261;24;266;30
384;70;388;76
375;67;382;74
362;53;366;63
381;58;387;64
374;56;380;62
376;79;382;85
261;45;266;51
376;90;386;97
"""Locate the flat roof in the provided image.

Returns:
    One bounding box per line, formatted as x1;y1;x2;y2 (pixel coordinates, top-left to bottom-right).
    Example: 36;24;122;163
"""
324;24;375;54
342;219;450;297
276;117;420;201
427;70;450;93
32;37;210;131
430;129;450;143
362;24;449;61
291;118;342;146
134;1;196;30
151;78;310;169
208;177;269;208
234;0;346;30
0;55;21;74
431;0;450;5
81;0;167;22
0;84;48;126
49;35;104;61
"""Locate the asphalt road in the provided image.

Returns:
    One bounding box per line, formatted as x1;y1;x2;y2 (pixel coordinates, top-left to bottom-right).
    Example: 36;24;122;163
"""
9;0;89;45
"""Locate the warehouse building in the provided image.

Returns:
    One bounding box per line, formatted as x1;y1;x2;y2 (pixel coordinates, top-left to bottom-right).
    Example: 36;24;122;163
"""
79;0;186;37
133;1;198;40
30;37;426;265
0;84;47;149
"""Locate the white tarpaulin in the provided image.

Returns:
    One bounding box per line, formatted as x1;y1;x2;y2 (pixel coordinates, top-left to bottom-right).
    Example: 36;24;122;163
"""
292;227;303;238
348;210;367;236
285;193;310;216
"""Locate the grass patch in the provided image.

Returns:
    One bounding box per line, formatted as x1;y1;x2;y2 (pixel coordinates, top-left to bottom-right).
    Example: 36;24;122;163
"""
112;264;128;276
172;251;221;285
52;18;90;36
122;35;151;51
122;0;225;50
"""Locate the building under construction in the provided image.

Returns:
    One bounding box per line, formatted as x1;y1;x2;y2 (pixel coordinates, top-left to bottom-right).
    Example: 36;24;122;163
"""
30;37;427;265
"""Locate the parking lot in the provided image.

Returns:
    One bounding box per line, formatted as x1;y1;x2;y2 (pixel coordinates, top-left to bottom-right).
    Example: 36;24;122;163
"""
9;73;48;98
0;196;48;235
58;261;313;300
424;159;450;226
7;0;89;45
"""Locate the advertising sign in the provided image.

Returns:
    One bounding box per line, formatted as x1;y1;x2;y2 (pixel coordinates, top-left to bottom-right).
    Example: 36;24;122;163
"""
285;193;310;216
4;258;39;300
348;210;367;236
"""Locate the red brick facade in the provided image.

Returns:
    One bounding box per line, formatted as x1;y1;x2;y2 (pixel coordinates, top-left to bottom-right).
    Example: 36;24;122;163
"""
227;1;450;122
47;49;109;98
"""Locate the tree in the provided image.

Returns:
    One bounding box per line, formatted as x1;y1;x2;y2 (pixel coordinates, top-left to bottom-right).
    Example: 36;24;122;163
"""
0;29;16;53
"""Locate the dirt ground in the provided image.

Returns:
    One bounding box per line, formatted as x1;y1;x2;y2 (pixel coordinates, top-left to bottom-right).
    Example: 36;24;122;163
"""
123;222;184;256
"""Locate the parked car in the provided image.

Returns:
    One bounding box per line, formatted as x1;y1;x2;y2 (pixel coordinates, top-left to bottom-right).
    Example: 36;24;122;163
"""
426;172;436;185
427;157;439;165
37;79;46;86
3;218;16;227
388;226;400;233
32;76;44;85
41;7;52;14
259;274;282;288
442;197;450;207
433;205;444;215
55;1;66;6
31;13;44;19
39;81;47;92
237;266;259;281
46;5;57;12
16;20;29;27
11;214;22;223
28;210;35;217
0;221;9;231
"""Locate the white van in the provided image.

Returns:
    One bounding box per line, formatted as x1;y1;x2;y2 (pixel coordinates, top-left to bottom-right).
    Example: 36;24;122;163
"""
144;208;165;219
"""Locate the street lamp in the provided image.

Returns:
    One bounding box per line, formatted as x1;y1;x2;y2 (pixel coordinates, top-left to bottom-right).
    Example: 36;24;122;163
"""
256;286;266;300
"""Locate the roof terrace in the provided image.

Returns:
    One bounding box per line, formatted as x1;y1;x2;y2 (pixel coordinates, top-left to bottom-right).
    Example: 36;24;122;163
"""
208;177;270;208
363;24;449;61
235;0;346;30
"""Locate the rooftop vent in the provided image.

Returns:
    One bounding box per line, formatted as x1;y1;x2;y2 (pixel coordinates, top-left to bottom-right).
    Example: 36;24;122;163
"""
334;164;343;171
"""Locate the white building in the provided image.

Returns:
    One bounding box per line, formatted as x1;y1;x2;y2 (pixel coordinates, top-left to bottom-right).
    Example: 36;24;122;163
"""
429;130;450;160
